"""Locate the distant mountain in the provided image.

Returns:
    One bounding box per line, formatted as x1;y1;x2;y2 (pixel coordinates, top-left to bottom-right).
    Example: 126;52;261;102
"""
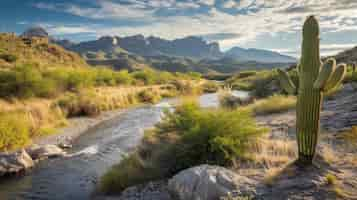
60;35;222;59
225;47;296;63
19;27;297;73
21;26;49;38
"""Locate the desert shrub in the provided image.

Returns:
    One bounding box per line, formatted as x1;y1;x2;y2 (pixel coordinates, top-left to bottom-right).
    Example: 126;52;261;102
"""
95;68;116;86
202;81;220;93
248;95;296;115
0;53;18;63
171;80;201;95
114;70;133;85
0;112;31;151
100;100;267;193
219;91;242;109
100;154;162;194
132;70;156;85
137;89;161;104
226;70;280;98
65;69;96;91
158;101;267;167
251;70;279;98
57;92;101;117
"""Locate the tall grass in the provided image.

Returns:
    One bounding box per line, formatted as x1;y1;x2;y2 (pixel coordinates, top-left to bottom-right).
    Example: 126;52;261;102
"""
0;65;200;99
247;95;296;115
0;112;31;151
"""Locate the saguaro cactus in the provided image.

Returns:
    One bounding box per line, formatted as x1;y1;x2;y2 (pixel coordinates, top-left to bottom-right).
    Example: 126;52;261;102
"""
277;16;346;164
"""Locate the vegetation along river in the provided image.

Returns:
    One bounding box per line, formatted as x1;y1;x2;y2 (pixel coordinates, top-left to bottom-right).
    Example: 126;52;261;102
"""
0;91;249;200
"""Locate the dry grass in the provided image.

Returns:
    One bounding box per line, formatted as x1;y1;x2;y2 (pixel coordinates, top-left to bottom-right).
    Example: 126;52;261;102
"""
248;138;296;168
0;85;173;150
247;95;296;115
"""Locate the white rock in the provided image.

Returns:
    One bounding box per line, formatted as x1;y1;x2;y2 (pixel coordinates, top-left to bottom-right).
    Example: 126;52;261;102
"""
168;165;257;200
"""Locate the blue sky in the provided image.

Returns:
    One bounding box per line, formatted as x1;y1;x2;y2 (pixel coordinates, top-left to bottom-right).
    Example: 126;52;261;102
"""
2;0;357;57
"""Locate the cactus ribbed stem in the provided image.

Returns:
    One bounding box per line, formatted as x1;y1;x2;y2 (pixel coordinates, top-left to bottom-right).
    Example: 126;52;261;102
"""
277;16;346;165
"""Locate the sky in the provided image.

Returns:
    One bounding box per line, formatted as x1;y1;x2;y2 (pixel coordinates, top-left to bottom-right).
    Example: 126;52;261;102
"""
2;0;357;57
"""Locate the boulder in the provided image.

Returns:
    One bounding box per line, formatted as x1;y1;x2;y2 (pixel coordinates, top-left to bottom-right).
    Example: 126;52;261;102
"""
28;145;66;160
0;149;34;176
168;165;257;200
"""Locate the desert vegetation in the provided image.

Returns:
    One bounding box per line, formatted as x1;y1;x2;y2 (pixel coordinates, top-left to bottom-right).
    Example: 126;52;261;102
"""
100;99;267;194
0;37;204;151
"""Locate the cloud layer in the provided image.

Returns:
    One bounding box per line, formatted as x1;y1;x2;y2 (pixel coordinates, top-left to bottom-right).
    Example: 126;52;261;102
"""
31;0;357;55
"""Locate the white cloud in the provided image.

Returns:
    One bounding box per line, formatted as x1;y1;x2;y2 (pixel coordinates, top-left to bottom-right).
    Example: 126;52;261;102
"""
197;0;215;6
222;0;237;9
33;0;357;50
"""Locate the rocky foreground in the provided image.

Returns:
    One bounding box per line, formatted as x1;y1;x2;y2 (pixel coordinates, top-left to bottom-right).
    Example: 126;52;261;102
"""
103;84;357;200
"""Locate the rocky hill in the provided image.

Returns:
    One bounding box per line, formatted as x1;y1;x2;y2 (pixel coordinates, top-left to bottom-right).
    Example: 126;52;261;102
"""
0;33;88;69
332;46;357;64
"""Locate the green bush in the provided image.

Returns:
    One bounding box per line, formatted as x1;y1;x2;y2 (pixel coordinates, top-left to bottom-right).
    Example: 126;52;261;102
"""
0;53;18;63
0;112;31;151
114;70;133;85
158;100;267;167
132;70;156;85
202;81;220;93
95;68;116;86
100;155;161;194
137;89;161;104
57;92;101;117
100;101;267;193
219;92;242;109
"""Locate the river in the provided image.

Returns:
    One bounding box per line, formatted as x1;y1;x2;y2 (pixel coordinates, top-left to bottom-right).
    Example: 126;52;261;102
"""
0;91;248;200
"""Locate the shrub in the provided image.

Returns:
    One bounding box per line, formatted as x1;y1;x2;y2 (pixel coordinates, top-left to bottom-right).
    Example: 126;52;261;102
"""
95;68;116;86
171;80;201;95
219;91;242;109
202;81;220;93
100;100;267;194
0;112;31;151
114;70;133;85
132;70;156;85
157;100;267;168
57;92;101;117
0;53;18;63
137;89;161;104
100;154;161;194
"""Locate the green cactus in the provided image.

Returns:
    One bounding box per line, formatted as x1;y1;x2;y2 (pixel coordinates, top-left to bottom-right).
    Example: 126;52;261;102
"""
277;16;346;164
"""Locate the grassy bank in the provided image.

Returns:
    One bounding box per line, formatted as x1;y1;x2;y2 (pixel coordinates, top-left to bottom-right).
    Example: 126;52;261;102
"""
0;65;204;151
99;99;267;194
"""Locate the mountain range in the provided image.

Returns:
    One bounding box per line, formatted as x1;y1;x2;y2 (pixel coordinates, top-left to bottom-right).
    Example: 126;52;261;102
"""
22;27;297;73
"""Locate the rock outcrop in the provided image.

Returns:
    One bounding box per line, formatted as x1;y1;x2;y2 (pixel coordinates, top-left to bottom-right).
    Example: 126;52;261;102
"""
0;149;34;176
27;145;66;160
168;165;257;200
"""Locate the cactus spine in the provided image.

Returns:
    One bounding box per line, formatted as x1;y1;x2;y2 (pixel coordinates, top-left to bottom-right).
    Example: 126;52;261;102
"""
277;16;346;165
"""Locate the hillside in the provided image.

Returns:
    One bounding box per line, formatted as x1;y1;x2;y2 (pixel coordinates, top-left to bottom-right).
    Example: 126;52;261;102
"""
332;46;357;64
0;33;88;69
225;47;296;63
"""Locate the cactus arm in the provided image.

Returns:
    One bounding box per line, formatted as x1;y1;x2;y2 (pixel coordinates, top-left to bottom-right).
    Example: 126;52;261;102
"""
277;68;297;95
324;63;347;92
313;58;336;90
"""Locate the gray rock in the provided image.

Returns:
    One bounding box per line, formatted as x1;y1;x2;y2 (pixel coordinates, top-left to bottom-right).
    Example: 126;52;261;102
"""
168;165;257;200
28;145;66;160
0;149;34;176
